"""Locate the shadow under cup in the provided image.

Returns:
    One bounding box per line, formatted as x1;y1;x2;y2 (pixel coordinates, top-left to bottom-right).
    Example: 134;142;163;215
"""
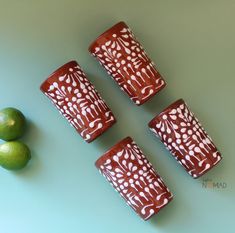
149;99;222;178
89;21;166;106
95;137;173;220
40;61;116;143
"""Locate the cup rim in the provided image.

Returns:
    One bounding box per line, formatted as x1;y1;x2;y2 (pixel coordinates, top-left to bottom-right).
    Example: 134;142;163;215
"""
95;136;132;168
148;99;185;127
88;21;127;53
87;118;117;143
40;60;78;91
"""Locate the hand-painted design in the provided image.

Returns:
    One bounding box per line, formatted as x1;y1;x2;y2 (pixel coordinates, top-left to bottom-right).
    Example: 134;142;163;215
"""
148;99;222;178
95;137;173;220
89;22;166;106
40;61;116;143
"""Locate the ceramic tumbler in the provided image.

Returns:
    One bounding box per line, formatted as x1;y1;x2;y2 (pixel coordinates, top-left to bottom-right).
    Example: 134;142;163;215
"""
89;21;166;105
95;137;173;220
40;61;116;143
148;99;222;178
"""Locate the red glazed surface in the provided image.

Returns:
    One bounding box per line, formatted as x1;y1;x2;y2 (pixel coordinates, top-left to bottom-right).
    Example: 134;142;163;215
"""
40;61;116;143
148;99;222;178
89;22;166;106
95;137;173;220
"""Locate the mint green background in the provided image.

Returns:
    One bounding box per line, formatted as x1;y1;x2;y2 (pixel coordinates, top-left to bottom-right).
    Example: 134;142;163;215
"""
0;1;234;232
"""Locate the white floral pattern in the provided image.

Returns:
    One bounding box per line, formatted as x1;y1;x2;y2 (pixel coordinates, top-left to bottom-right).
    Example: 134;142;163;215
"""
96;137;173;220
149;99;222;178
90;22;166;105
41;61;116;142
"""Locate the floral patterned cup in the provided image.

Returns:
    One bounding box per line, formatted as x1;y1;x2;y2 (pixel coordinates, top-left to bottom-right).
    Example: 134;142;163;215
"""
89;21;166;106
95;137;173;220
40;61;116;143
148;99;222;178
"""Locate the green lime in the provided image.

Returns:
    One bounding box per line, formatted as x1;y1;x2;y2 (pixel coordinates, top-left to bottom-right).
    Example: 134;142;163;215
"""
0;141;31;170
0;107;26;141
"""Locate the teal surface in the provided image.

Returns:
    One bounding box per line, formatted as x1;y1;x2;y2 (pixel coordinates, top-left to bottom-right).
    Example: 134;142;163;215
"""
0;1;234;232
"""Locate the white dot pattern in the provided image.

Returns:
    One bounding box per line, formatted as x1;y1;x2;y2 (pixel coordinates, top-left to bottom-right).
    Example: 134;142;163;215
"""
96;137;173;220
90;22;166;105
41;61;116;142
149;99;222;178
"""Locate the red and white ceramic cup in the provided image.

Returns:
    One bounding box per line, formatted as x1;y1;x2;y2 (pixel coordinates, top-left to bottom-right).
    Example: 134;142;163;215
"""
95;137;173;220
40;61;116;143
148;99;222;178
89;21;166;106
